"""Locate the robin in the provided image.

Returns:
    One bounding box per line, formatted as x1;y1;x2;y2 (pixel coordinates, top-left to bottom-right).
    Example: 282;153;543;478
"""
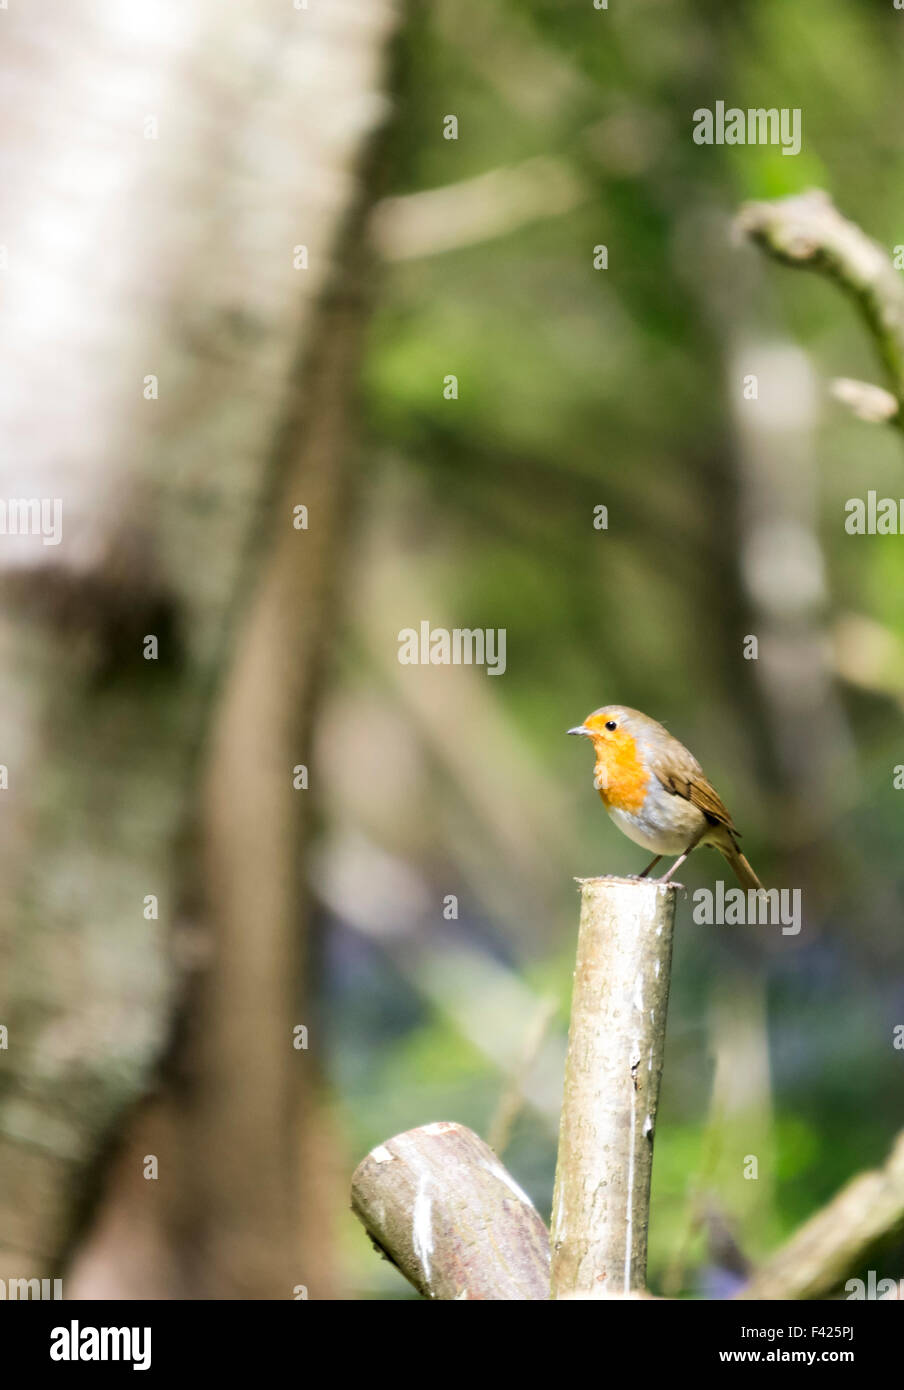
568;705;762;889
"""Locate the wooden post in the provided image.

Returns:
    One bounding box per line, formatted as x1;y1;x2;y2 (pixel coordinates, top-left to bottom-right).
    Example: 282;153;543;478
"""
550;877;678;1298
351;1121;550;1300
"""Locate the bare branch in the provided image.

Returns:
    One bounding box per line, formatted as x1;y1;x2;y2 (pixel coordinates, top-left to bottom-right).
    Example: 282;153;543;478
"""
371;157;584;261
738;1130;904;1300
737;190;904;416
830;377;899;424
489;995;558;1157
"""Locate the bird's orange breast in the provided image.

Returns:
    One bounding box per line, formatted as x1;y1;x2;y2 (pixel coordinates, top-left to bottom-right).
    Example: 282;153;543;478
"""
593;731;650;814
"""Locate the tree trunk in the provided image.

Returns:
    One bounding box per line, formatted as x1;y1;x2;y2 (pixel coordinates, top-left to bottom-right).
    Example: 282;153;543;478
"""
0;0;399;1289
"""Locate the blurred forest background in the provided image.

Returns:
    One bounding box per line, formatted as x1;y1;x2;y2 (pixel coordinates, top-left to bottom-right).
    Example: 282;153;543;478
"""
1;0;902;1300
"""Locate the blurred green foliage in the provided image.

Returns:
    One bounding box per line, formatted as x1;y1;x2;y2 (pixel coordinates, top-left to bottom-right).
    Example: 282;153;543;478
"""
327;0;904;1297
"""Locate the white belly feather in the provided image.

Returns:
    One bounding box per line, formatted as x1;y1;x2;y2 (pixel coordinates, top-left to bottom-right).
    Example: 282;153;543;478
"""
606;782;706;857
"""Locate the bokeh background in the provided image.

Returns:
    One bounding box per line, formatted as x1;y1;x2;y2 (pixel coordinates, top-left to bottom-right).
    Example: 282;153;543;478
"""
1;0;902;1301
325;0;904;1298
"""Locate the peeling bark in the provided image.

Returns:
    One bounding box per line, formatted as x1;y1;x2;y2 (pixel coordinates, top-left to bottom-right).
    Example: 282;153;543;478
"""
351;1122;551;1300
550;877;677;1298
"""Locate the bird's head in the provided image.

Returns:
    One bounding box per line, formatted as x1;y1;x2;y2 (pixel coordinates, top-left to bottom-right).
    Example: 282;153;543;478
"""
567;705;648;768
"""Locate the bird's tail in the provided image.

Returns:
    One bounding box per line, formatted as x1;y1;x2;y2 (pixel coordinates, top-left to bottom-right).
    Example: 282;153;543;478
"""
720;843;763;892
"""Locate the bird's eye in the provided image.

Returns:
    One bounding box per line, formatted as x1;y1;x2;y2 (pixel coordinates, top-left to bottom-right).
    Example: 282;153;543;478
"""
605;720;617;731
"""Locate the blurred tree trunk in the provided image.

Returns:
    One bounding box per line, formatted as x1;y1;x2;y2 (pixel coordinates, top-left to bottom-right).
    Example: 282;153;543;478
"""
0;0;398;1293
170;243;375;1299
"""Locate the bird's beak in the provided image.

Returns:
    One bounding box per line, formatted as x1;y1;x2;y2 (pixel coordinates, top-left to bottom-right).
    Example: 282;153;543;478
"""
567;725;590;737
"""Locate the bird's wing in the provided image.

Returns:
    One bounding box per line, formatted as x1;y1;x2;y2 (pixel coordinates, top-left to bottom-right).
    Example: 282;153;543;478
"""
650;748;740;835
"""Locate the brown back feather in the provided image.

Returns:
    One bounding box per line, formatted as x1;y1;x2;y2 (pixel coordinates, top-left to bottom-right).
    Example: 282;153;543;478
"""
649;747;741;840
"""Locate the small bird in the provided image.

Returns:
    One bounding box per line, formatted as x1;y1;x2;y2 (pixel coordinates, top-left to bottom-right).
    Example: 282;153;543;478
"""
568;705;762;889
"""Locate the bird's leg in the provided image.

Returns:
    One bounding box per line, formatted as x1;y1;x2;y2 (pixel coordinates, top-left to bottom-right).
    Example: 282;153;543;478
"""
656;849;692;883
637;854;663;879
